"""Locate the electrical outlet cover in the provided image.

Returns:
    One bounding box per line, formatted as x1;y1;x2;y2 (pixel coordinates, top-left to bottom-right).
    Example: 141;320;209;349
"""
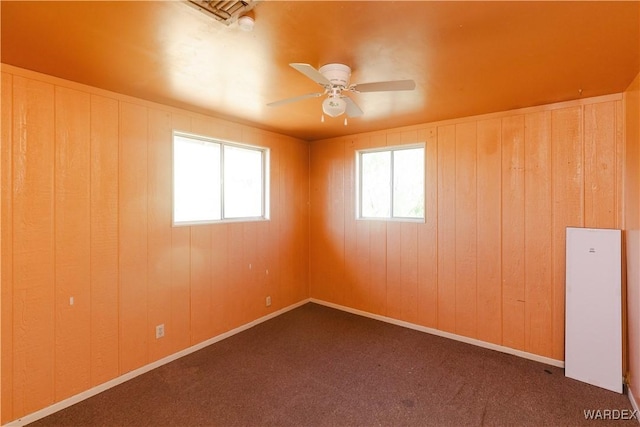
156;324;165;339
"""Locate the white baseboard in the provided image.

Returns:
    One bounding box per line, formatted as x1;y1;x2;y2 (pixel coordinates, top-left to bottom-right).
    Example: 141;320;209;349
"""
310;298;565;368
5;297;567;426
3;298;311;427
628;386;640;423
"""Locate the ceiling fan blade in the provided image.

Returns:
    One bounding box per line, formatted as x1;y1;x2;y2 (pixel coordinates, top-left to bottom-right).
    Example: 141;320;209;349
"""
344;96;363;117
290;63;332;87
267;92;324;107
351;79;416;93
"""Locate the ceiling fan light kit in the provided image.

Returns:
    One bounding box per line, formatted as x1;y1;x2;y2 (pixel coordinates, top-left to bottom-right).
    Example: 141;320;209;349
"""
267;62;416;121
322;96;347;117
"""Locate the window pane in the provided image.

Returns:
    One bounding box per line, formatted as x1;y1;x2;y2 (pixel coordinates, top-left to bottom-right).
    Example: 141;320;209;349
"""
361;151;391;218
393;147;424;218
173;136;221;222
223;145;263;218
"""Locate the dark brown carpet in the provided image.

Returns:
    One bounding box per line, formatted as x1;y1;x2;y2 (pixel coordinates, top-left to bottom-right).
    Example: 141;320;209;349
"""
30;303;635;426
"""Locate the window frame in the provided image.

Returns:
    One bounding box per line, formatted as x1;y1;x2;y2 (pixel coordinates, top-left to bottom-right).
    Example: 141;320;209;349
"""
172;131;270;226
355;142;426;223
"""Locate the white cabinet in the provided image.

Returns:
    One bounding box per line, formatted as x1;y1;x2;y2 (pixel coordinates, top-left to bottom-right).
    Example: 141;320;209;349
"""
565;227;622;393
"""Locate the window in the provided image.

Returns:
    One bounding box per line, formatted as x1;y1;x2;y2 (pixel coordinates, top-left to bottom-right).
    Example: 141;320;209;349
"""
173;132;269;225
356;144;425;221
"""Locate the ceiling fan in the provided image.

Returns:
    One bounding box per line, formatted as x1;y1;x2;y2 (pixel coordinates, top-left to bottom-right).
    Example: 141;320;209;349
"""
267;63;416;123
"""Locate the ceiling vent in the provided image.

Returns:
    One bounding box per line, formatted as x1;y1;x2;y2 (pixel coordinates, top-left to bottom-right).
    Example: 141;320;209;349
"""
186;0;258;26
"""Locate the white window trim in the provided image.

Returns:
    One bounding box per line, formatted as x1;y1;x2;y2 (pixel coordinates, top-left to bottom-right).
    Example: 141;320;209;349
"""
172;131;270;226
355;142;426;223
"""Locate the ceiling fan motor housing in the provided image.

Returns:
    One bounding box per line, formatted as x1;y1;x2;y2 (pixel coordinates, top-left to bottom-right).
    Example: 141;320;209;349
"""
319;63;351;87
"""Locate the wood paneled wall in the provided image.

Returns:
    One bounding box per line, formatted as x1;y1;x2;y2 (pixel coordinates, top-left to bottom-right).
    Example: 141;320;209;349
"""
624;73;640;400
0;62;632;423
0;66;309;423
309;95;623;362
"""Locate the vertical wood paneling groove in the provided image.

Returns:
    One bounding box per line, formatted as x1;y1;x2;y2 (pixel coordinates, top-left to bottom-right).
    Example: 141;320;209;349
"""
226;223;244;330
343;138;357;309
437;125;456;333
584;102;617;228
417;127;438;329
89;95;119;386
524;111;553;357
242;222;258;324
147;109;173;361
1;71;15;423
400;222;419;323
267;136;282;309
118;102;149;373
335;139;346;307
351;136;370;312
501;115;526;350
210;223;228;335
550;106;583;360
277;139;290;308
454;122;477;339
476;118;502;345
581;104;586;226
386;220;403;319
53;86;91;401
615;100;624;229
12;76;56;416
